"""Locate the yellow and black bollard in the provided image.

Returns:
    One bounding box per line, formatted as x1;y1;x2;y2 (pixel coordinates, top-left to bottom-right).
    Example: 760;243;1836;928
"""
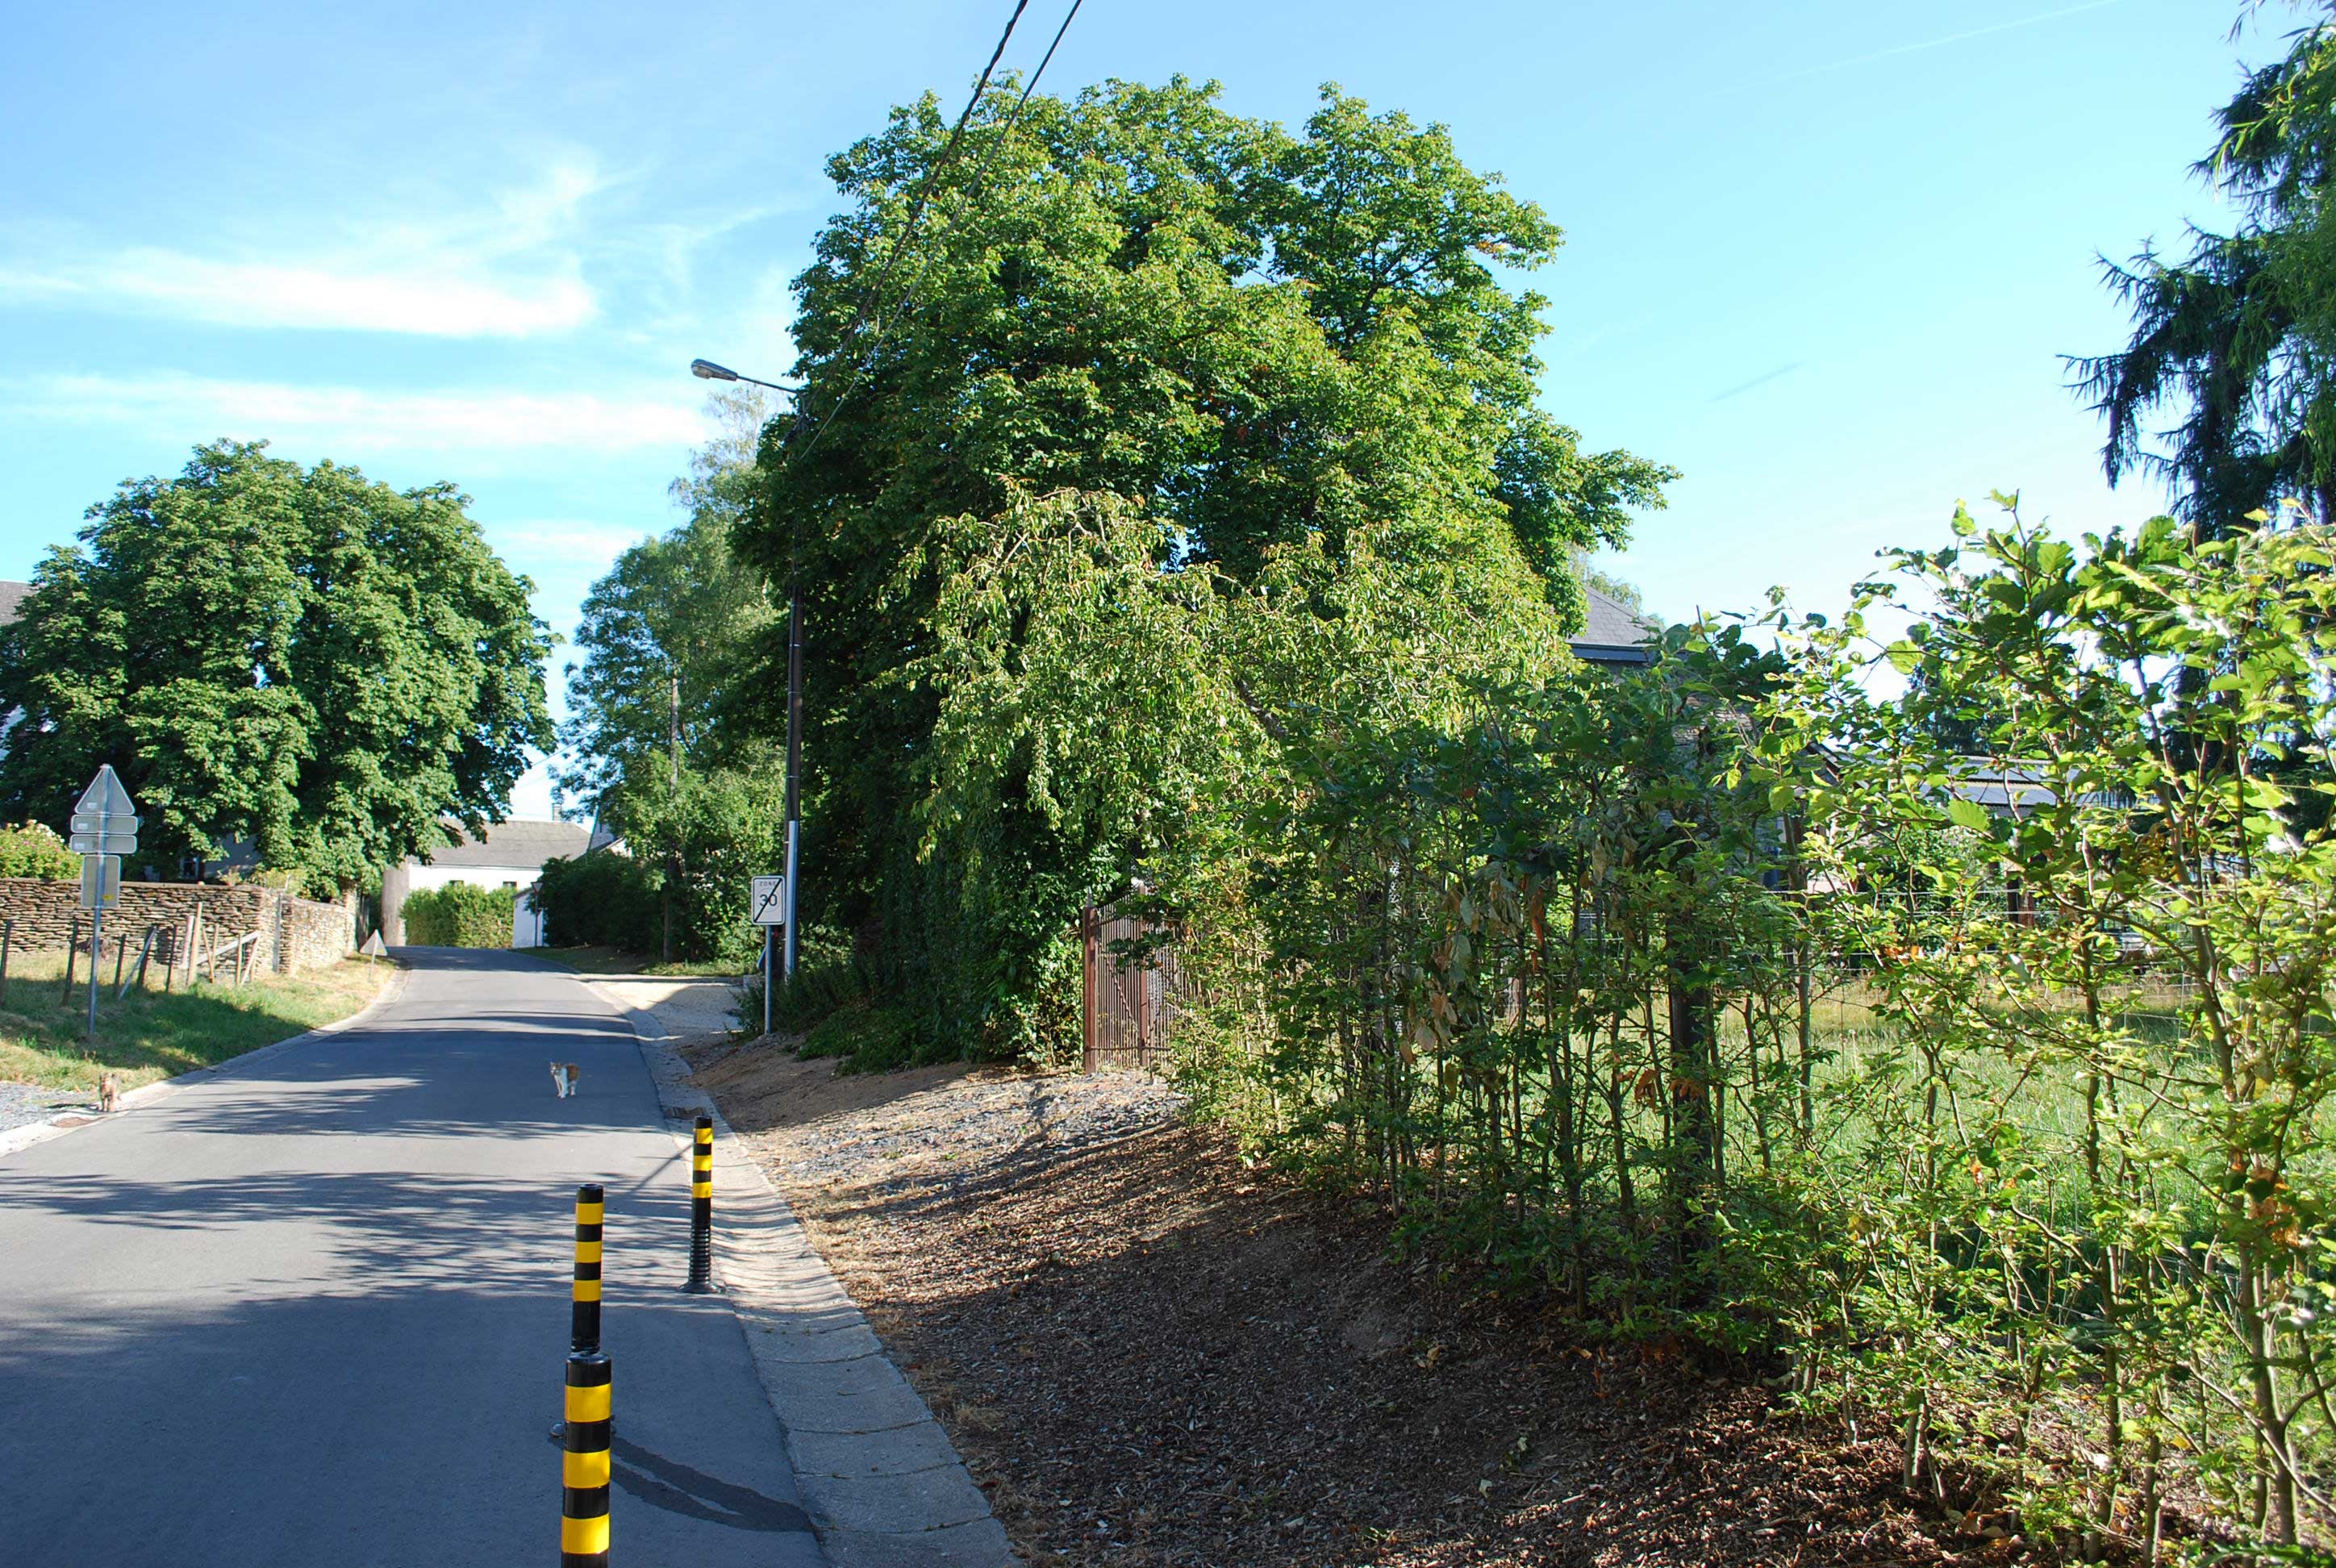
683;1116;714;1293
562;1182;612;1567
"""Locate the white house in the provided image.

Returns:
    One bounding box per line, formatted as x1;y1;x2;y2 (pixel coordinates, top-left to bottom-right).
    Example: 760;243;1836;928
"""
381;819;594;947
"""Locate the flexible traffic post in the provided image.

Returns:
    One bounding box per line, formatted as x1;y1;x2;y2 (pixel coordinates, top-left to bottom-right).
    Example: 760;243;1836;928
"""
562;1182;612;1566
684;1116;714;1293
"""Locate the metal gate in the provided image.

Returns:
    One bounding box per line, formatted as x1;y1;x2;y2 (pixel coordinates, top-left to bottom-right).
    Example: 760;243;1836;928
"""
1080;904;1177;1073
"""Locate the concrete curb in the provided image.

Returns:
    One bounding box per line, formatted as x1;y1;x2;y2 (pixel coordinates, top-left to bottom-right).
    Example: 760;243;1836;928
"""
0;959;411;1161
590;981;1019;1568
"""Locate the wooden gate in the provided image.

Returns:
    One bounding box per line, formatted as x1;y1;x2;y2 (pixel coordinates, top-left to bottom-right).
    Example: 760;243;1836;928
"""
1080;904;1177;1072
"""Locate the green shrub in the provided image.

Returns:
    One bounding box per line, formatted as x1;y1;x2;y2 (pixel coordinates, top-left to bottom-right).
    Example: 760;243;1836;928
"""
535;850;657;952
770;951;870;1033
593;761;790;965
243;865;314;898
798;1001;918;1073
401;882;515;947
0;823;76;880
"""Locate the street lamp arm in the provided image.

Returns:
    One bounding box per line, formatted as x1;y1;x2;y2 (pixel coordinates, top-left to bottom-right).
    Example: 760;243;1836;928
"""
689;357;800;395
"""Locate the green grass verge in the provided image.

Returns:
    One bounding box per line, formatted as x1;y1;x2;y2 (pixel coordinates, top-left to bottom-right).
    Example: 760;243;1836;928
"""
521;945;735;978
0;952;394;1095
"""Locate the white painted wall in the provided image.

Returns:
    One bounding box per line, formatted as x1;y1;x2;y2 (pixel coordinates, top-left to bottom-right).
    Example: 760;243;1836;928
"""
384;861;545;948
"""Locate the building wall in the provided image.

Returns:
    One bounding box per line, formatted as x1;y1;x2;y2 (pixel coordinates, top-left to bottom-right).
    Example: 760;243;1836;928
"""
0;878;357;974
382;861;545;949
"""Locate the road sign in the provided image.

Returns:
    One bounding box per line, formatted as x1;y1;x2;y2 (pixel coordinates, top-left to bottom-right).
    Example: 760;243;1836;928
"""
79;854;119;911
76;765;137;823
69;767;140;857
749;875;786;927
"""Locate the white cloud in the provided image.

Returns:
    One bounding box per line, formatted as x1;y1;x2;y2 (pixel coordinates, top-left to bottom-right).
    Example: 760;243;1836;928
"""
0;159;606;338
495;518;660;565
9;371;705;452
6;250;599;337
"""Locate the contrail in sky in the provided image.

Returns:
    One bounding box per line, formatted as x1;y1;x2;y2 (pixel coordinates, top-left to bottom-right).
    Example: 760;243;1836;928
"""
1711;362;1805;402
1751;0;2127;90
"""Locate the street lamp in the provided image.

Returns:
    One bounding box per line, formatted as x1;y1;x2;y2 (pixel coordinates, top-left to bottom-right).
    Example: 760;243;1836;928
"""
689;356;805;1011
690;358;800;395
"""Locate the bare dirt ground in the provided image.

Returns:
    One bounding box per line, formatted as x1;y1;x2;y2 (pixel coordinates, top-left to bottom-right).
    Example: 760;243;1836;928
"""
682;1035;2008;1568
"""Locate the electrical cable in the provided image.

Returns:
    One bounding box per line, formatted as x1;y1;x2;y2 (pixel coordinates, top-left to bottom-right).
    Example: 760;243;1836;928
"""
842;0;1031;346
786;0;1084;470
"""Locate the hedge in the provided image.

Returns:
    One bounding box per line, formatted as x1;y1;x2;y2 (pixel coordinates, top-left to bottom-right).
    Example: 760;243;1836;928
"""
534;850;658;953
401;881;515;948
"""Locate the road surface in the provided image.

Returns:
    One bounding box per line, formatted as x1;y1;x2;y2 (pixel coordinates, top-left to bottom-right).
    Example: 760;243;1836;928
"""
0;947;824;1567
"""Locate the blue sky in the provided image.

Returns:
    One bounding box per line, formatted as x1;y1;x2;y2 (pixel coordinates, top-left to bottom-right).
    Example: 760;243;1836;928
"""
0;0;2259;815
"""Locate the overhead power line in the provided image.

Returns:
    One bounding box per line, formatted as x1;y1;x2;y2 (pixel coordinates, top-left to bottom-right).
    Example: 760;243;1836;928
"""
844;0;1032;345
788;0;1085;469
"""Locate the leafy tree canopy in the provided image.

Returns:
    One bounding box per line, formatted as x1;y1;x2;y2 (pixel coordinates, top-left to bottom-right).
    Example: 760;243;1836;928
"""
736;78;1671;1037
555;387;778;807
2075;3;2336;532
0;440;553;885
759;77;1667;611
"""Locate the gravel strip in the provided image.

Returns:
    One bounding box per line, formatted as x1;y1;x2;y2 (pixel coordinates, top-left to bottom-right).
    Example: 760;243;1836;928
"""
778;1073;1185;1188
0;1081;95;1134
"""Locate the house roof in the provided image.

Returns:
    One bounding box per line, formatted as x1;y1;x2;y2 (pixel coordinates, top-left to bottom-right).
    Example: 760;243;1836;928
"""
422;818;593;871
1569;585;1658;667
1947;758;2125;815
0;581;29;627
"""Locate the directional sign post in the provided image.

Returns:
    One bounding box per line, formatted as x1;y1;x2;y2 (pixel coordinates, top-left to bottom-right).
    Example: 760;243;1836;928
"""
70;766;139;1039
749;874;785;1038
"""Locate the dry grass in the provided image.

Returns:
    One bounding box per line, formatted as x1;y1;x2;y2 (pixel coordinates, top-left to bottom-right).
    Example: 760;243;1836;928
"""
0;949;391;1093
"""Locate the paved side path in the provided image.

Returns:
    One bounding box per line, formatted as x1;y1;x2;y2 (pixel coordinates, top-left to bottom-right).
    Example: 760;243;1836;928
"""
0;947;824;1568
600;978;1016;1568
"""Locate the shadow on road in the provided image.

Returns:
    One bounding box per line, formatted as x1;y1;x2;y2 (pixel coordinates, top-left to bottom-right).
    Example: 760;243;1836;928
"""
544;1429;813;1533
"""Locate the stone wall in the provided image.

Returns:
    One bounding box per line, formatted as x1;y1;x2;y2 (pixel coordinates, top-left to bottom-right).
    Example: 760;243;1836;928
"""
276;889;358;974
0;878;357;975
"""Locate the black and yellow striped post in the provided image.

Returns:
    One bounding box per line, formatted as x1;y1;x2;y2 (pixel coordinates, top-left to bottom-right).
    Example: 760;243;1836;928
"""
684;1116;714;1293
562;1183;612;1566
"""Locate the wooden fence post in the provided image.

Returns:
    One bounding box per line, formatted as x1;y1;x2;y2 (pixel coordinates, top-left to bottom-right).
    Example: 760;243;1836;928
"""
123;927;155;1000
0;918;10;1007
1081;905;1099;1074
62;916;80;1004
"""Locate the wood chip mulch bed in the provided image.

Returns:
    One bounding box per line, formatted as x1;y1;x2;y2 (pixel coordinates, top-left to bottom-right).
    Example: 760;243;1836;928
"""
686;1040;2025;1567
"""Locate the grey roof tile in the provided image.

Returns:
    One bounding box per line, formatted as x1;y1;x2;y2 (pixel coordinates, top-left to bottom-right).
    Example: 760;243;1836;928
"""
422;818;592;870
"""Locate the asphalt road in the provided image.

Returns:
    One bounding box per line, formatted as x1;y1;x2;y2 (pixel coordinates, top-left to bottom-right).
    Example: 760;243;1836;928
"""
0;947;824;1568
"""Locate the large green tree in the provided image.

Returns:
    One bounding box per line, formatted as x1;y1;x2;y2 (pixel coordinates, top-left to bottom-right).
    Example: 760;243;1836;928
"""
555;386;778;807
2075;4;2336;533
0;440;553;885
555;387;786;963
741;77;1671;1052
